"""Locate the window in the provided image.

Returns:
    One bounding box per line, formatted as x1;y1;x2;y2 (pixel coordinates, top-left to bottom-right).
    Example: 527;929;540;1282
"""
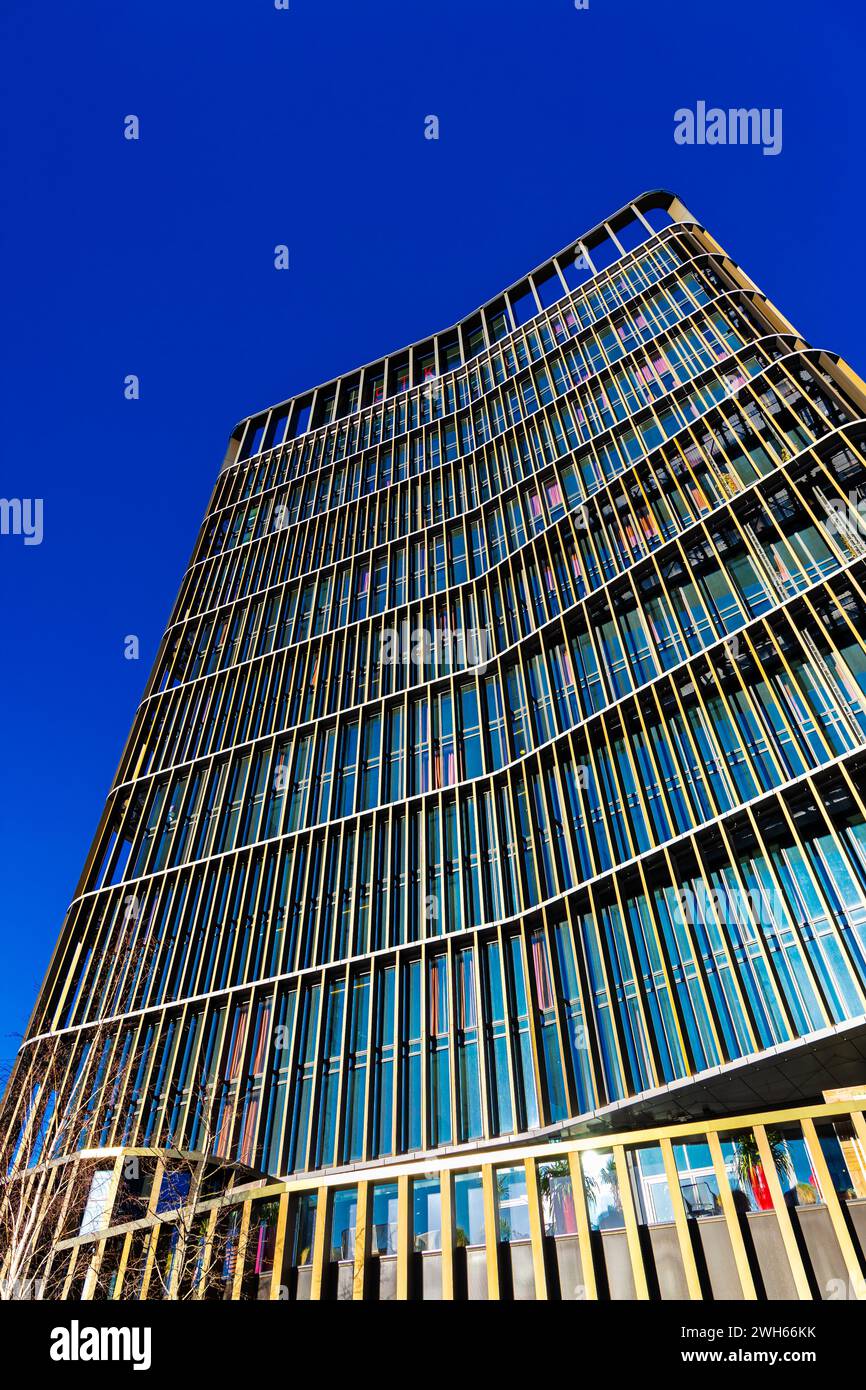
455;947;482;1140
79;1170;115;1236
401;959;423;1151
343;974;370;1162
336;722;358;817
292;1193;318;1266
495;1166;530;1242
413;1176;441;1251
459;683;483;778
315;980;346;1167
428;955;451;1146
581;1149;624;1230
371;1182;398;1255
330;1188;358;1262
454;1170;485;1246
539;1161;578;1236
372;966;396;1157
484;940;514;1135
359;713;381;810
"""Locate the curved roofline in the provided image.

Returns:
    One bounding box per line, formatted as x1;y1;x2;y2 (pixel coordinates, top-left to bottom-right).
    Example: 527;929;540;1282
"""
225;188;695;446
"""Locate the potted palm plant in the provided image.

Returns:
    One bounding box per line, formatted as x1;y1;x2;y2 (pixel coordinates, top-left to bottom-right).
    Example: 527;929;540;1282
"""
732;1131;793;1211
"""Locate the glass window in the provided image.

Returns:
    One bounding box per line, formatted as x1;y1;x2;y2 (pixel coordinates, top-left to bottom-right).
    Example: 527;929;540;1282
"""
292;1192;318;1266
413;1176;441;1251
359;713;381;810
483;940;514;1135
581;1149;624;1230
455;947;482;1141
505;935;540;1129
454;1170;485;1247
315;980;345;1168
79;1169;114;1236
672;1141;723;1219
401;959;423;1151
372;965;396;1158
371;1182;398;1255
429;954;451;1146
539;1160;578;1236
248;1198;279;1283
495;1165;530;1242
459;683;483;779
343;973;370;1162
718;1126;820;1213
633;1145;673;1224
330;1187;358;1262
814;1119;866;1198
156;1168;191;1215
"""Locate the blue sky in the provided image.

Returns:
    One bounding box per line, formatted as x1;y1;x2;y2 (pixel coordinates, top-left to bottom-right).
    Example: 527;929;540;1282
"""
0;0;862;1063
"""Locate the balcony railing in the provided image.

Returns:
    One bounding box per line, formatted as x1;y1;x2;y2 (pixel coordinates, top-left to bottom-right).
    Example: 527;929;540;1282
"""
48;1092;866;1301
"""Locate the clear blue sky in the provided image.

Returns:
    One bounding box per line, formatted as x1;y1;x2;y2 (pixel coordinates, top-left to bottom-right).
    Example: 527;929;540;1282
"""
0;0;862;1064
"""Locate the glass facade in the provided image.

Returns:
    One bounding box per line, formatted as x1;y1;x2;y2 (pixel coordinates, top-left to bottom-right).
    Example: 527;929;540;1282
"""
9;190;866;1222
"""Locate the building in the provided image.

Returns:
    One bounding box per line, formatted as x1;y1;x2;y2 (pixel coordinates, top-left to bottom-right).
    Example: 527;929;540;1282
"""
6;189;866;1301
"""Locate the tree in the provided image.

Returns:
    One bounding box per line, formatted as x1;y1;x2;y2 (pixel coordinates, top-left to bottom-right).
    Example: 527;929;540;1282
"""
0;1030;128;1299
0;915;182;1300
106;1082;265;1302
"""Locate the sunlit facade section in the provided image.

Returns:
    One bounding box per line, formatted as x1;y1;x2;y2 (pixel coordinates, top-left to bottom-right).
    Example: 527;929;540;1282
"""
7;190;866;1300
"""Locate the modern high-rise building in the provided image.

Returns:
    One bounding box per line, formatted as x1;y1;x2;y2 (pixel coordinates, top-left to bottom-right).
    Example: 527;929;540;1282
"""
7;188;866;1302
